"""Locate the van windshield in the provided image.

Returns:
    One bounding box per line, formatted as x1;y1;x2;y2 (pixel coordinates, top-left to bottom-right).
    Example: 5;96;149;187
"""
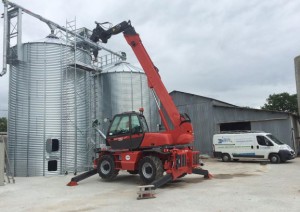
266;134;284;145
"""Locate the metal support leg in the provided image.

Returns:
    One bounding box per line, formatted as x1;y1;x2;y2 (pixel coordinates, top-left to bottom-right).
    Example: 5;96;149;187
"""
151;174;173;189
192;168;213;179
67;169;97;186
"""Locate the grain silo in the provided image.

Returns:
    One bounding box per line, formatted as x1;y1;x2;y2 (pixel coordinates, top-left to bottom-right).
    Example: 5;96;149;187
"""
2;1;160;177
8;35;92;176
94;62;159;136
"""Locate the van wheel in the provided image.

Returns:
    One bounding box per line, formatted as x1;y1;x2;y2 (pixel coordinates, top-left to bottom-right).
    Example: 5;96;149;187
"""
222;154;231;162
269;154;280;164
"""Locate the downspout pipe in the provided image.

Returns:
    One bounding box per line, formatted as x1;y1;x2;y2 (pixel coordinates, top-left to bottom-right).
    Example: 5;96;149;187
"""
1;0;8;77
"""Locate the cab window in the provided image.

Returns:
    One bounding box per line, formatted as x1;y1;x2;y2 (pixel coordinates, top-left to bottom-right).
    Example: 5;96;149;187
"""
131;115;143;134
139;115;149;132
257;136;273;146
108;115;130;136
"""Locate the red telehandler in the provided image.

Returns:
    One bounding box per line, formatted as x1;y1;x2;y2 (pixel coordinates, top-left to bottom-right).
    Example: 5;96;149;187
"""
67;21;211;189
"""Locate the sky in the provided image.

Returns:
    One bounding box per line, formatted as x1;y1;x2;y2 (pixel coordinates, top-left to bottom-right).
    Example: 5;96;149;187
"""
0;0;300;116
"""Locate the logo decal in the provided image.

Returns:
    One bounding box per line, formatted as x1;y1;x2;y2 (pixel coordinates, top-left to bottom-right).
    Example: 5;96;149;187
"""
218;137;232;144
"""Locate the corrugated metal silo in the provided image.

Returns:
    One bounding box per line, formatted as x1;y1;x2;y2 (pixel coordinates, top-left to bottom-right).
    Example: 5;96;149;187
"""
8;36;92;176
94;62;159;137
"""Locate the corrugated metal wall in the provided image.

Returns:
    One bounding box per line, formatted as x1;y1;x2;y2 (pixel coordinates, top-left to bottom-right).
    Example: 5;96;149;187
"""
214;106;294;148
171;91;298;155
177;103;214;154
8;40;91;176
171;91;215;154
251;120;291;144
96;66;159;136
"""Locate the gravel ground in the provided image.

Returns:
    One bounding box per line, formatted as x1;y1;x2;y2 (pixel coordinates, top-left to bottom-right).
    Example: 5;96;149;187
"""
0;157;299;212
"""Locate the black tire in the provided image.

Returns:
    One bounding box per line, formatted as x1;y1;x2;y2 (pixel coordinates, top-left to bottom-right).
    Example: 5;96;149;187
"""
281;159;287;163
97;154;119;181
269;154;280;164
233;159;239;162
222;153;231;162
127;170;139;175
138;156;164;184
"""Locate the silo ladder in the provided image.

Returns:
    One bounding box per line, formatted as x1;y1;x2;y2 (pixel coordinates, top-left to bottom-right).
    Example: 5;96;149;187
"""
1;135;15;184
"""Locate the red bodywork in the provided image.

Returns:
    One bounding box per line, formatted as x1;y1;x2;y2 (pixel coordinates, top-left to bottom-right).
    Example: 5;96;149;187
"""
94;22;204;181
95;148;200;180
124;33;194;147
66;21;210;188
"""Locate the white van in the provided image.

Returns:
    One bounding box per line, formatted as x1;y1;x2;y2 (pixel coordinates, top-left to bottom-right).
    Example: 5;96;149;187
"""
213;132;295;163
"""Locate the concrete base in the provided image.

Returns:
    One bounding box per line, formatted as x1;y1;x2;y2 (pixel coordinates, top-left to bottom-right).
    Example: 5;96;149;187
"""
0;158;299;211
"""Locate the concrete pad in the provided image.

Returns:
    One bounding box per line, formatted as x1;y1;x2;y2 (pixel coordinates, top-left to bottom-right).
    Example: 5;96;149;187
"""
0;158;299;211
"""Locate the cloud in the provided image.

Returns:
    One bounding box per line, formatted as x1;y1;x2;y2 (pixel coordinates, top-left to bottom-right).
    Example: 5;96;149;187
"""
0;0;299;113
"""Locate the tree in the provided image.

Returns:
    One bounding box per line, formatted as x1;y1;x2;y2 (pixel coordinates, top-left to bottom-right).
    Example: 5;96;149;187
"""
0;117;7;132
261;92;298;114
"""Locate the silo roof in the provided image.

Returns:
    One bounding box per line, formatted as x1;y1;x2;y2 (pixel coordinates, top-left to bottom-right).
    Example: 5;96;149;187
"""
29;34;66;45
102;61;144;73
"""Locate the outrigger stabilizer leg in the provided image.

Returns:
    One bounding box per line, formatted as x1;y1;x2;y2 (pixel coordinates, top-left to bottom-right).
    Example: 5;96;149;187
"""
151;174;173;189
150;168;212;189
67;169;97;186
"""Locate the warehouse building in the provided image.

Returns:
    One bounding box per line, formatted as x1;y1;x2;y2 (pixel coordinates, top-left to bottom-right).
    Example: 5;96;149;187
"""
170;91;300;156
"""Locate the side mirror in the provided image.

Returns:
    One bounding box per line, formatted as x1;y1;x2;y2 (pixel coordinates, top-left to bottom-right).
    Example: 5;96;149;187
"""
92;119;100;128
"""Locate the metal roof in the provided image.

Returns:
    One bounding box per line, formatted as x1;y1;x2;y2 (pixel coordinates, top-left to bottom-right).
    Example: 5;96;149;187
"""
170;90;297;117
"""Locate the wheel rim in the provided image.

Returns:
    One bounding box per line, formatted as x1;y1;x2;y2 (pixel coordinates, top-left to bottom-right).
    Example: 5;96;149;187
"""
223;155;229;161
100;160;111;174
271;156;277;163
142;162;153;179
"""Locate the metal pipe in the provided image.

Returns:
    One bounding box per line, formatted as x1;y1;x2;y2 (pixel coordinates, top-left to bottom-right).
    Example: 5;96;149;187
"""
3;0;126;60
17;7;22;61
1;1;8;76
94;128;106;140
